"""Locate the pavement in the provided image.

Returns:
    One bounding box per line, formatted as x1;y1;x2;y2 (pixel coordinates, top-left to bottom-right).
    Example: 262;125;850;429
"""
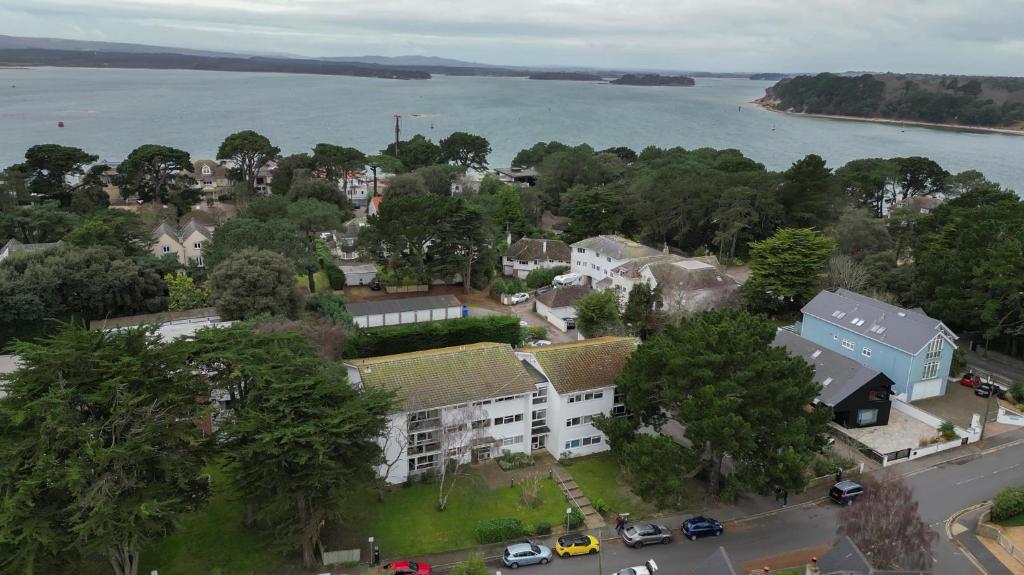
375;429;1024;575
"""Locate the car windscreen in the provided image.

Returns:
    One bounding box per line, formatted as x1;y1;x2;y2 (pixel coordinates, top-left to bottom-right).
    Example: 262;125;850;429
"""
624;526;638;536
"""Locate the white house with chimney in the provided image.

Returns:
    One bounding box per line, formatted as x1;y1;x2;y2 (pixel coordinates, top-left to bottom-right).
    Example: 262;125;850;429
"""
502;237;572;279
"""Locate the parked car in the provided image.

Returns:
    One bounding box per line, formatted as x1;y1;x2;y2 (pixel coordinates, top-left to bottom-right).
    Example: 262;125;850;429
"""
563;317;576;329
535;285;552;295
975;382;1008;399
621;523;673;548
531;339;552;346
510;292;530;304
613;559;658;575
387;560;431;575
829;480;865;505
960;372;982;388
681;516;723;540
554;534;600;557
369;278;382;291
502;542;552;568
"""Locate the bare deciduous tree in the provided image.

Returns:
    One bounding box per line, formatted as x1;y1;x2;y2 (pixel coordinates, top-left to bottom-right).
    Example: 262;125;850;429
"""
377;416;409;498
827;254;870;293
437;405;489;511
838;474;936;571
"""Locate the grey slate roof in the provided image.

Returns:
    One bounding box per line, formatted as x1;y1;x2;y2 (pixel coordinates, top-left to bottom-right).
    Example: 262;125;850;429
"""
535;286;591;309
802;289;956;355
1;238;62;258
817;536;873;574
773;330;889;406
345;295;461;317
690;547;739;575
504;238;571;263
571;235;662;260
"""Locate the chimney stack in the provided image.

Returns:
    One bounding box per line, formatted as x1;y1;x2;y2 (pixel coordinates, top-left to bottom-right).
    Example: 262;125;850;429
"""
542;240;547;255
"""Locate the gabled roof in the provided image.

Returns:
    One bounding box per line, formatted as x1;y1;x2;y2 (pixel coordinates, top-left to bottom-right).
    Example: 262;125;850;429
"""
191;159;229;179
535;286;591;309
611;253;683;278
152;219;213;243
646;259;739;291
691;547;739;575
504;238;571;262
526;336;637;394
345;295;461;317
802;289;956;355
773;330;892;406
1;238;62;258
347;342;537;412
817;536;874;574
571;235;662;260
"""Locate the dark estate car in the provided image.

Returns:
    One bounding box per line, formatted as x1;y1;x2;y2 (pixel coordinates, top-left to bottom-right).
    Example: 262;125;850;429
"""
680;516;723;540
621;523;673;547
975;382;1008;399
829;480;865;505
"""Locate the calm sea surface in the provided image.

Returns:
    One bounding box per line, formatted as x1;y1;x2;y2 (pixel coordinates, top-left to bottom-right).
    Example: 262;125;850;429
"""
1;67;1022;192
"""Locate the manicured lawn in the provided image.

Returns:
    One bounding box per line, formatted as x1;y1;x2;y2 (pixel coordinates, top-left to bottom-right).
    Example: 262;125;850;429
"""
568;452;703;519
345;473;568;557
295;271;331;293
999;513;1024;527
137;466;287;575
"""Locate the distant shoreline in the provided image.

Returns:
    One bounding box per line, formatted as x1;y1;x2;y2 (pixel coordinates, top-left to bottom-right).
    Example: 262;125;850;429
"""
754;100;1024;136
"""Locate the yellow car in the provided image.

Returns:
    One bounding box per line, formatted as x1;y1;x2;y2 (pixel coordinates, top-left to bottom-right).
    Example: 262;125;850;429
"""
555;534;600;557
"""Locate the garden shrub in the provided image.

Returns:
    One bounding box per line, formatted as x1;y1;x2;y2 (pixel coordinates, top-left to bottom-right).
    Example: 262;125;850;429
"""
593;497;608;515
813;448;855;478
526;265;569;289
491;277;528;295
532;522;552;536
523;326;547;341
308;292;351;323
346;315;521;358
1011;382;1024;404
323;261;347;290
475;518;525;544
497;451;534;471
992;486;1024;521
939;421;958;441
566;507;585;530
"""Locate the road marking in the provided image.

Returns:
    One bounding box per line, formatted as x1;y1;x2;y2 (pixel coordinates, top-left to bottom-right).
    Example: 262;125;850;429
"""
955;475;985;486
992;463;1020;474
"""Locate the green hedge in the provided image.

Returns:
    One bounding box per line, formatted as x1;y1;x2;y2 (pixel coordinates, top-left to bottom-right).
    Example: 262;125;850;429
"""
323;262;346;290
491;278;527;295
526;266;569;289
497;452;534;471
532;522;552;536
992;486;1024;521
346;315;522;358
567;507;585;530
475;518;525;544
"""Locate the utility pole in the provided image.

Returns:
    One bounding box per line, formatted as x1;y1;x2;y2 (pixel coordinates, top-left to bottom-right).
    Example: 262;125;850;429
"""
393;114;401;155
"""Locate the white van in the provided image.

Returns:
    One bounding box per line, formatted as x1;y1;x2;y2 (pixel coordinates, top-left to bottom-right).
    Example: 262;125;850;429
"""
552;273;582;287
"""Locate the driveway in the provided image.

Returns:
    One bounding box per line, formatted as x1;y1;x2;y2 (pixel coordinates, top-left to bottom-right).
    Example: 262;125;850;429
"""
914;381;999;429
509;298;579;344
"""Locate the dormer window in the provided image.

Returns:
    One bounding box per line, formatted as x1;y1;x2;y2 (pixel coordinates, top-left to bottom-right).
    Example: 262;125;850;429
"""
201;165;212;175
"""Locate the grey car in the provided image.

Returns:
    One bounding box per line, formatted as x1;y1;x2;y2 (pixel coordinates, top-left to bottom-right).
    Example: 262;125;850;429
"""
502;542;553;568
621;523;673;548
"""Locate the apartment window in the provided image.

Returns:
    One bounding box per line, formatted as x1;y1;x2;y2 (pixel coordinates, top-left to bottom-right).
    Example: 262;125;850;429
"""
472;399;492;407
494;395;519;403
565;414;598;428
862;347;872;358
161;245;171;253
606;257;611;263
500;435;524;446
193;242;203;250
926;337;944;359
519;260;529;265
842;339;855;351
565;439;581;450
611;404;628;416
471;418;491;430
532;386;547;405
410;454;438;471
409;409;441;422
565;436;601;450
923;362;940;380
494;414;524;426
532;409;546;422
856;409;879;426
567;391;604;404
190;256;204;267
576;247;586;254
613;387;625;405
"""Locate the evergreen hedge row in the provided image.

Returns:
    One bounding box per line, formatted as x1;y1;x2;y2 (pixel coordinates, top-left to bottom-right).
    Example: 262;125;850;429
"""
992;485;1024;521
475;518;525;544
345;315;522;358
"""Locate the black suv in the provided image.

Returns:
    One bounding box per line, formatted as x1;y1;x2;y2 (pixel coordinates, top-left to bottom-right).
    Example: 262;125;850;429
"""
829;480;864;505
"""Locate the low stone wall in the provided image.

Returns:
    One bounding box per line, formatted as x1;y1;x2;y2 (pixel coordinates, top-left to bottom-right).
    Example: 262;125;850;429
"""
976;507;1024;568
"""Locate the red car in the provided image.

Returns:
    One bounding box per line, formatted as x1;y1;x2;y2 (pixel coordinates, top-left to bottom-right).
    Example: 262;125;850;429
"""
960;372;982;388
388;560;432;575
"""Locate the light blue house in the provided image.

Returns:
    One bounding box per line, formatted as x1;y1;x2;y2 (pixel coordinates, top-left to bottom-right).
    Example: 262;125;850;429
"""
799;289;958;402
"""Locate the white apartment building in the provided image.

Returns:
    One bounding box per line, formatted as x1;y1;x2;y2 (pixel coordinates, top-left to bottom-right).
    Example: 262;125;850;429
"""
346;337;636;484
570;235;662;290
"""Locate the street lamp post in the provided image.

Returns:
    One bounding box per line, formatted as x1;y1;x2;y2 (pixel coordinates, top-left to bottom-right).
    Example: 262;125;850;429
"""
368;536;375;567
566;507;572;533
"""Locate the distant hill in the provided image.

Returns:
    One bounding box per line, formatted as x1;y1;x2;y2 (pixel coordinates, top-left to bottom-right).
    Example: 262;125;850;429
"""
610;74;695;87
321;55;498;68
0;49;430;80
760;72;1024;129
0;34;245;58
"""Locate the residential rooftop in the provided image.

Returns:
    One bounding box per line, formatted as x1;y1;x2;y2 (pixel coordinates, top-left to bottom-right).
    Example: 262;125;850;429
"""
504;237;571;262
526;336;637;394
348;342;537;412
571;235;662;261
802;289;956;355
535;286;591;309
773;330;889;406
345;295;461;318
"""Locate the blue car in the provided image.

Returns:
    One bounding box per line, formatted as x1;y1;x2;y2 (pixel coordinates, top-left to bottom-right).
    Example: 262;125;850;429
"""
681;516;723;540
502;542;553;568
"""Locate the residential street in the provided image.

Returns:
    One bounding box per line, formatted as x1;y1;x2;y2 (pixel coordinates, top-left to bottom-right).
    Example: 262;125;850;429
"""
449;432;1024;575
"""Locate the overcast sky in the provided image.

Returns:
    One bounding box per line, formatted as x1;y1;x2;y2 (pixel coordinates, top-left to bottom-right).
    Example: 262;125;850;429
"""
2;0;1022;74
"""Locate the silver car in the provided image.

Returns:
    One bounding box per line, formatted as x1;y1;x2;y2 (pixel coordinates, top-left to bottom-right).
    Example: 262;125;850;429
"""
621;523;673;548
502;542;552;568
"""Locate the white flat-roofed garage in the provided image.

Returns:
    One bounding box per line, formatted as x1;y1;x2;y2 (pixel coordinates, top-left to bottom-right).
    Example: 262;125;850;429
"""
346;295;464;328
